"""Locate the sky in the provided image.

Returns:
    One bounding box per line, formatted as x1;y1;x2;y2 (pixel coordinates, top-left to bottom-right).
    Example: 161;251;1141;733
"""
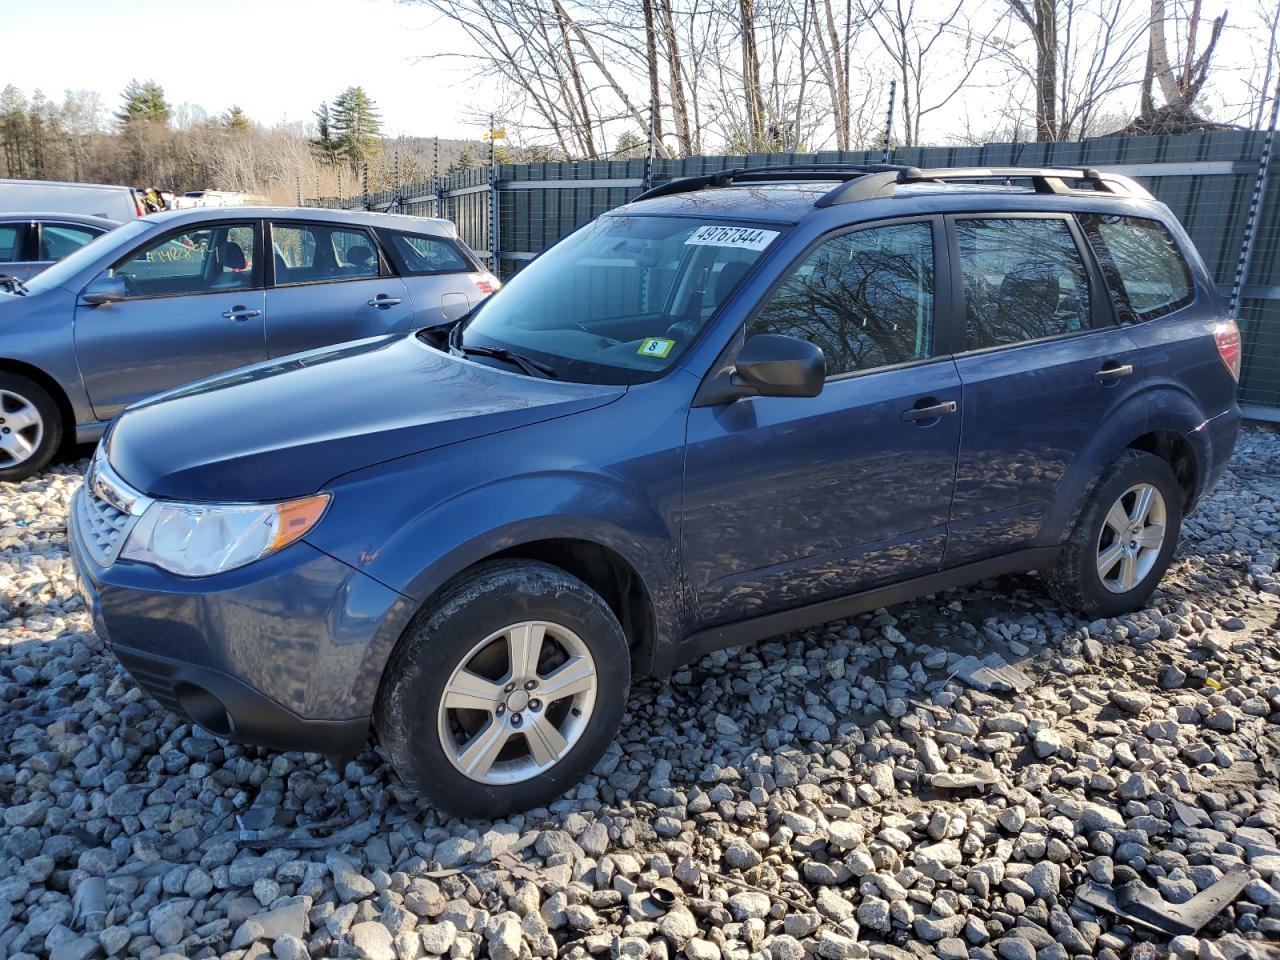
1;0;1274;146
0;0;499;138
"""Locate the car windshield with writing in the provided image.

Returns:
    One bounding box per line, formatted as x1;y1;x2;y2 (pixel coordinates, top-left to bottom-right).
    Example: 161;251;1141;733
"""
455;215;781;384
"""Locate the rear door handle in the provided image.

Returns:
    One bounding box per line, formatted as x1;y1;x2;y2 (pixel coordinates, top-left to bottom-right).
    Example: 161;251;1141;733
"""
367;295;402;308
221;307;261;321
902;399;958;422
1094;363;1133;383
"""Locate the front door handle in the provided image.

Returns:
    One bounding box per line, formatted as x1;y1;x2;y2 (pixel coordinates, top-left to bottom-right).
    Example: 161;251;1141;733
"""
221;306;261;321
367;295;402;308
1094;362;1133;383
902;399;958;422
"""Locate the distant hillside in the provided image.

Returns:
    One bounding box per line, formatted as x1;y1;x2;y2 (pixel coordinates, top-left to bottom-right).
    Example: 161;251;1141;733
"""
390;137;490;177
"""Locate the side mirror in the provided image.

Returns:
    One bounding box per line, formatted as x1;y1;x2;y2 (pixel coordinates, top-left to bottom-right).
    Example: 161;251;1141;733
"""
732;334;825;398
80;275;128;306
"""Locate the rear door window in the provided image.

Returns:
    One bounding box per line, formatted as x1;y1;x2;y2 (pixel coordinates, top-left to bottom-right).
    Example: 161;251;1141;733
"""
0;223;26;262
40;224;101;261
955;217;1091;350
383;231;474;274
271;223;380;284
1078;214;1193;322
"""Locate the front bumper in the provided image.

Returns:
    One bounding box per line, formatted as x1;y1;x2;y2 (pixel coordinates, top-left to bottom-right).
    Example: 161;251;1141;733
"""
70;485;416;757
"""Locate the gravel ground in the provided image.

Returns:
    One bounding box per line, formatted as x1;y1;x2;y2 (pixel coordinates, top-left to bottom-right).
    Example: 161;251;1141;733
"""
3;431;1280;960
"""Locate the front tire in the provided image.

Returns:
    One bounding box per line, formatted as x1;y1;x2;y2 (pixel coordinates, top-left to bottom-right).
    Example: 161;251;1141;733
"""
374;560;631;818
0;374;62;482
1044;450;1183;618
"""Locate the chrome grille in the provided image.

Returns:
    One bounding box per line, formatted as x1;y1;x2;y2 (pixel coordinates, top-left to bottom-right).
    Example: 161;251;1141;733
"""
76;483;132;565
74;453;150;567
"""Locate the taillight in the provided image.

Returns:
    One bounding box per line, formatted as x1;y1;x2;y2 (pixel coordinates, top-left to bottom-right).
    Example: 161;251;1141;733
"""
1213;319;1241;380
473;275;499;296
135;195;146;217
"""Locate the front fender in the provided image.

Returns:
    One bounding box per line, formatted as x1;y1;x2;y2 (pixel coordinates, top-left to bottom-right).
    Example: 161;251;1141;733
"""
328;474;682;700
304;384;693;687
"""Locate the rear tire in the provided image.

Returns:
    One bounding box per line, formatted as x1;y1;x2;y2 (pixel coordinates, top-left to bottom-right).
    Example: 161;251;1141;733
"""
0;374;62;482
374;560;631;818
1044;450;1183;618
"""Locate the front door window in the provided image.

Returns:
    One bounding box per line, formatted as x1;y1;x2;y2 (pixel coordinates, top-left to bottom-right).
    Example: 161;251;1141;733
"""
113;223;257;297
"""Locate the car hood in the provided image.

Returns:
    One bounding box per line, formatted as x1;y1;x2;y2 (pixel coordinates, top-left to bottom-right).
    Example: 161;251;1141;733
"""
107;334;625;501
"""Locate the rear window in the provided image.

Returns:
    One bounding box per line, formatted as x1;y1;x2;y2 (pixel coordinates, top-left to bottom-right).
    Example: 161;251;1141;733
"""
383;231;474;275
1078;214;1193;322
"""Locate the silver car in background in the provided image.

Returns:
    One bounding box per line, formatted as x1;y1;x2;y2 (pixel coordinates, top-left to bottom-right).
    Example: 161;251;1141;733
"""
0;178;145;221
0;206;498;480
0;213;120;280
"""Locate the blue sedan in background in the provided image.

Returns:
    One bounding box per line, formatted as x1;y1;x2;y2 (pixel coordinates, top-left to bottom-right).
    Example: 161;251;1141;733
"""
0;205;497;479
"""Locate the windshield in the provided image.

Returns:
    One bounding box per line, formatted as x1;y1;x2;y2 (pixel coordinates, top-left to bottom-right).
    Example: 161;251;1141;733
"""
24;219;149;294
459;215;781;384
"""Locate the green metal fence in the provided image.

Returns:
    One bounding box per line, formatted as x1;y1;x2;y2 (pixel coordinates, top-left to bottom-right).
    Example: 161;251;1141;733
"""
314;131;1280;416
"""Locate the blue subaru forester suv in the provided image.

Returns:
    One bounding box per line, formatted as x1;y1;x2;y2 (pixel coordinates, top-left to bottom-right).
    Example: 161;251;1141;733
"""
70;165;1240;816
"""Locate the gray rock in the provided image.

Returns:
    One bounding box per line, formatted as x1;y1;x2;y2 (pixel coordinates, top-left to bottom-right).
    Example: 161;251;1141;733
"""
346;922;396;960
726;892;771;921
419;920;456;954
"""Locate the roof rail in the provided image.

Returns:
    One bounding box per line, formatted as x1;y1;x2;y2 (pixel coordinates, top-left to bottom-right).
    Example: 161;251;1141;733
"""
631;163;923;203
630;163;1151;207
904;166;1151;199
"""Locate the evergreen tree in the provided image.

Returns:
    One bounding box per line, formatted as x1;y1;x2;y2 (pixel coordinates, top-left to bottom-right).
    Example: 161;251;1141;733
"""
311;102;339;165
0;86;30;176
224;105;250;134
116;79;170;126
448;144;477;174
330;86;382;167
613;130;647;159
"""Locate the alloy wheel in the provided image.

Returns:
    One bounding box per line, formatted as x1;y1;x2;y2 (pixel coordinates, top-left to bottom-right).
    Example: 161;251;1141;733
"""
437;620;598;784
0;389;43;467
1096;482;1167;593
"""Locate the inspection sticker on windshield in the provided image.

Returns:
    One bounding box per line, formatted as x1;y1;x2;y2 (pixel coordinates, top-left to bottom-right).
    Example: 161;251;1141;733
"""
637;337;675;358
684;225;779;250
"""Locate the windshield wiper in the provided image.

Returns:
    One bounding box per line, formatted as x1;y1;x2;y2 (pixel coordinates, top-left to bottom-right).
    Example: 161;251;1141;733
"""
455;343;559;379
0;274;28;296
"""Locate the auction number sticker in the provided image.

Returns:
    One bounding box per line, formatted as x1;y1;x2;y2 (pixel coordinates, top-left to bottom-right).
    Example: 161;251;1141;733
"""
684;225;779;250
637;337;676;358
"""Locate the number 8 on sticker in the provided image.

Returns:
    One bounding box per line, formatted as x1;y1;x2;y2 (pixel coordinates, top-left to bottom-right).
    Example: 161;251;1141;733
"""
638;338;675;358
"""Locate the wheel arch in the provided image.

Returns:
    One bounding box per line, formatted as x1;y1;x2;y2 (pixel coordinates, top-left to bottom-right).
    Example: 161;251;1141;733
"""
487;538;658;672
1126;429;1198;510
1039;386;1207;547
0;357;75;451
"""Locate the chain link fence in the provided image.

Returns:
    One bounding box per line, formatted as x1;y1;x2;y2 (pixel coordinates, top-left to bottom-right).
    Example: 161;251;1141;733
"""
311;131;1280;418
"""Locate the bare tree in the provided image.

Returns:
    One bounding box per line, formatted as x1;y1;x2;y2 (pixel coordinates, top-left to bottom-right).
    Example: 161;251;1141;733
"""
1244;0;1280;127
1006;0;1058;140
658;0;694;153
805;0;863;148
1138;0;1227;128
738;0;768;144
860;0;996;146
994;0;1151;142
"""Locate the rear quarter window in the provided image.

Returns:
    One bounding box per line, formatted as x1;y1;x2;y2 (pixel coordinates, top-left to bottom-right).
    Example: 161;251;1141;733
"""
383;231;474;275
1078;214;1193;322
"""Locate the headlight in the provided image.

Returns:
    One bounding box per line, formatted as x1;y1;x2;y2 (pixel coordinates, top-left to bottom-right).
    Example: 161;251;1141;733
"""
121;493;330;577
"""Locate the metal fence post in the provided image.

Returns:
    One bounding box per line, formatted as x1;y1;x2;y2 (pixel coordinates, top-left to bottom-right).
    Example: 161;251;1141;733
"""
644;99;657;192
882;80;896;164
489;114;501;275
361;163;369;211
1231;78;1280;318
